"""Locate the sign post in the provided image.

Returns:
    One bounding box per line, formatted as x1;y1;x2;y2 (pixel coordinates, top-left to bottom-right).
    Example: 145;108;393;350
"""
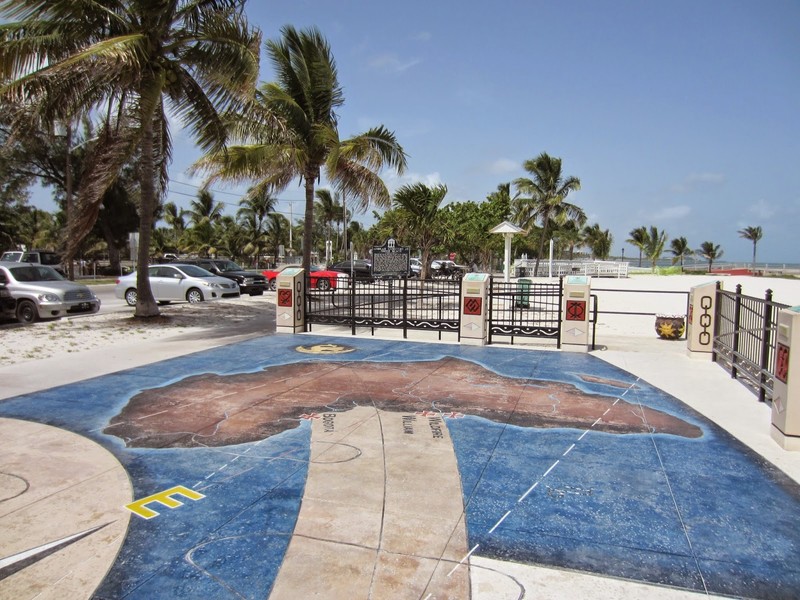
560;275;591;352
460;273;490;345
771;306;800;450
372;238;410;278
275;267;305;334
686;281;717;359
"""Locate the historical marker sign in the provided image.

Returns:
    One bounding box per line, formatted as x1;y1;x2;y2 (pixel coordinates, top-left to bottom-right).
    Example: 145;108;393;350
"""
372;238;410;278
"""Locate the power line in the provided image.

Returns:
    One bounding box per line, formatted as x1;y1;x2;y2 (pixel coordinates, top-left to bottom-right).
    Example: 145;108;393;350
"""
165;178;372;223
166;178;302;219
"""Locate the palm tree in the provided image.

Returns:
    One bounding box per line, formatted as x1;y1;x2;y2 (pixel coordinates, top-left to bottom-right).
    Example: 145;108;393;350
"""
554;220;585;260
738;225;763;273
216;215;246;260
181;219;218;258
627;226;648;267
17;207;58;251
643;226;667;271
582;223;613;259
237;189;276;266
315;189;344;254
392;183;448;279
0;0;261;317
512;153;582;276
188;190;225;226
697;241;724;271
669;237;693;271
193;26;407;273
163;202;187;250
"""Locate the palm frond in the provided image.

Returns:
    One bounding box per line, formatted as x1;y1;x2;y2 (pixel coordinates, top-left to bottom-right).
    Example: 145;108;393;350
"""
331;161;391;212
335;125;408;173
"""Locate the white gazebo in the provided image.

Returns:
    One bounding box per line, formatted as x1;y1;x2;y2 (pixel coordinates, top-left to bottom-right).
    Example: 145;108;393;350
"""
489;221;525;282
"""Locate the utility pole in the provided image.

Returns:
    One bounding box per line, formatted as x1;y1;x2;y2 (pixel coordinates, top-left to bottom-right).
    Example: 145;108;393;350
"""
287;200;294;254
342;191;347;259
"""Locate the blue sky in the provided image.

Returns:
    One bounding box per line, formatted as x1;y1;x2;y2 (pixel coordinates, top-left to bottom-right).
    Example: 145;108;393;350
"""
33;1;800;263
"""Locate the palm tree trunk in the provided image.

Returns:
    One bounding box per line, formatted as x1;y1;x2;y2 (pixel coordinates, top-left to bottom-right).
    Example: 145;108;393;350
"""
64;123;75;280
135;115;160;318
533;218;550;277
302;170;316;273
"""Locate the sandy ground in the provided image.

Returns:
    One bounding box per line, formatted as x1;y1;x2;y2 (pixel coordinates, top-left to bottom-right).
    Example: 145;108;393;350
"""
1;274;798;368
0;297;276;367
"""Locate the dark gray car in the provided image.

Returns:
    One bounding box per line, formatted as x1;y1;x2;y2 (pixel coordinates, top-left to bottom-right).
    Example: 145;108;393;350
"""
330;260;373;281
177;258;268;296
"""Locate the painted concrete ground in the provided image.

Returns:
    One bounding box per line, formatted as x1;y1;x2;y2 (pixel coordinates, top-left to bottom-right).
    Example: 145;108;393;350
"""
1;334;800;599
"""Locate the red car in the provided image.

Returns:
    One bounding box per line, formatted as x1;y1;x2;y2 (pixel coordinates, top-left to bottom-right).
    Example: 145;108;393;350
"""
262;264;343;291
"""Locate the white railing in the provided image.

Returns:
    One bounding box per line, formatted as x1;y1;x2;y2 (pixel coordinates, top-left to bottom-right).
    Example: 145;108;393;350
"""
513;259;629;278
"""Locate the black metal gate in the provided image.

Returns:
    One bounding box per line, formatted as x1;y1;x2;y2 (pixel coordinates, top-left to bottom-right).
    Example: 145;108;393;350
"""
305;277;461;339
488;277;562;345
713;283;788;402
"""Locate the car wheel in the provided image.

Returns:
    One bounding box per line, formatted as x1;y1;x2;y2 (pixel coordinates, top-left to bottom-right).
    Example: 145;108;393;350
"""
269;278;277;291
186;288;204;303
124;288;138;306
16;299;38;324
317;278;331;291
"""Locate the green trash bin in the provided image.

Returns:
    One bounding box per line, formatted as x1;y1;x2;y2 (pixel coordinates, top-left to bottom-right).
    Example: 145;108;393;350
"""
515;278;531;308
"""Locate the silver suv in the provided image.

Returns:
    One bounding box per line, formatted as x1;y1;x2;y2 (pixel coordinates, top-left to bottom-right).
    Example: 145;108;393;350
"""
0;261;101;324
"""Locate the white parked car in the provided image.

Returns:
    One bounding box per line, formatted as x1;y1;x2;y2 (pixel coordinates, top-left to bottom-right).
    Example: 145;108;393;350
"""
115;264;240;306
0;261;100;323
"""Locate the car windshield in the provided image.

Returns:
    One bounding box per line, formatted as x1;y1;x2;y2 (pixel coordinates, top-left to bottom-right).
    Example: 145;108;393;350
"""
216;260;243;272
310;265;326;272
175;264;215;278
9;265;64;282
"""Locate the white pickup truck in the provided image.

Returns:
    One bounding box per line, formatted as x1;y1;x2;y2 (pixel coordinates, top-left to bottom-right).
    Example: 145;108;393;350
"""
1;249;66;276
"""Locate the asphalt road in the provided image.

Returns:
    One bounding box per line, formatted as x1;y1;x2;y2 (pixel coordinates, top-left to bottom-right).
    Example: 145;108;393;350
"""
92;283;128;314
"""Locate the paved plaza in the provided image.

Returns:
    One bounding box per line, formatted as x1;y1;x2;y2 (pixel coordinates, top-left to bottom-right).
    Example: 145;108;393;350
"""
1;329;800;599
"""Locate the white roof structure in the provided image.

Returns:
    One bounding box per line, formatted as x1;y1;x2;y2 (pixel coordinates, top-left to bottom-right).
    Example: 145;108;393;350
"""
489;221;525;235
490;221;525;282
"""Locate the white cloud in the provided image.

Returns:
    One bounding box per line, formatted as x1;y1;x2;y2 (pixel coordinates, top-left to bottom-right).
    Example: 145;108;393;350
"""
653;204;691;220
383;171;443;194
413;31;432;42
367;53;421;74
670;172;726;194
747;198;776;220
487;158;519;175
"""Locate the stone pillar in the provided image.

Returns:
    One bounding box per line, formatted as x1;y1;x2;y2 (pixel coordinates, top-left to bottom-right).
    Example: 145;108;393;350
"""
275;267;305;334
460;273;490;346
771;306;800;451
560;275;591;352
686;281;717;359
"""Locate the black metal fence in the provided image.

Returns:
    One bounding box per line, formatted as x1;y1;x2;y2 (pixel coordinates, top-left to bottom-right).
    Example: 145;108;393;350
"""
488;277;562;345
713;283;788;402
305;277;461;339
590;287;691;338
